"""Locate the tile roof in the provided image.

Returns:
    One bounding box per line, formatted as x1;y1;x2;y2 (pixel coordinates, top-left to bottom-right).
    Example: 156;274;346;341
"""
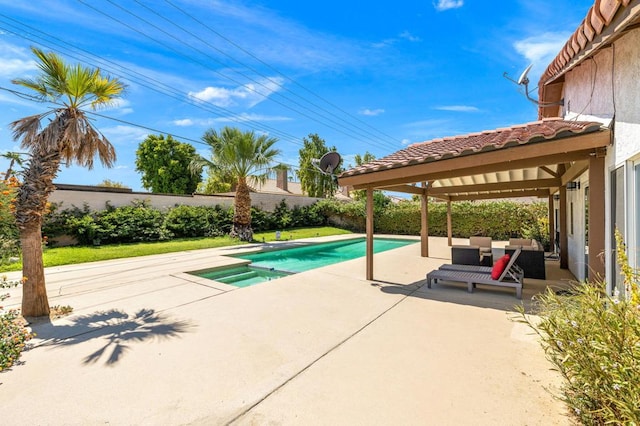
539;0;639;85
340;118;603;177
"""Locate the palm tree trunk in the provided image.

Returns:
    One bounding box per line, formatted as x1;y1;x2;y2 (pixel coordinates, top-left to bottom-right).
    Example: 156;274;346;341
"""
15;149;60;319
231;176;253;241
20;222;49;318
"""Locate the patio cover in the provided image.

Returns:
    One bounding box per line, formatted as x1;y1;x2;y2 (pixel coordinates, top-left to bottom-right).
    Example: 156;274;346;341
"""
338;118;611;280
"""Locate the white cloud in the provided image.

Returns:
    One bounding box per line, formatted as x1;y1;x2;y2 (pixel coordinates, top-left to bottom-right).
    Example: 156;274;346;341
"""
189;77;284;108
0;41;37;77
373;31;422;49
401;138;412;146
174;119;194;127
514;31;571;78
434;0;464;11
359;108;385;116
434;105;480;112
399;31;421;42
101;125;149;145
173;113;292;127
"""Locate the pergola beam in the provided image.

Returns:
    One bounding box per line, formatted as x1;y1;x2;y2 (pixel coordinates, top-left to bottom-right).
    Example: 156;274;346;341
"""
349;150;596;190
449;189;549;201
341;130;609;189
427;178;560;195
561;160;589;185
380;184;424;195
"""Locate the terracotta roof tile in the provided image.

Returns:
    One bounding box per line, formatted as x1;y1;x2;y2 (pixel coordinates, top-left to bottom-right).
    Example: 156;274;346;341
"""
340;119;602;177
539;0;639;86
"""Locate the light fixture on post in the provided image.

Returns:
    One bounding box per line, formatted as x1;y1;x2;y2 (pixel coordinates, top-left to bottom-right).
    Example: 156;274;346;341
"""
566;181;580;191
553;194;560;201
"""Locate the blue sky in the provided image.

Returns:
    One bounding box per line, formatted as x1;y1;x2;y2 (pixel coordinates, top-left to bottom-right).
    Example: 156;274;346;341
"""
0;0;594;192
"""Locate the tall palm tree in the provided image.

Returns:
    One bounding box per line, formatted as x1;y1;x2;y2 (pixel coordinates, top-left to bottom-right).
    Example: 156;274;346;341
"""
10;47;125;318
190;126;280;241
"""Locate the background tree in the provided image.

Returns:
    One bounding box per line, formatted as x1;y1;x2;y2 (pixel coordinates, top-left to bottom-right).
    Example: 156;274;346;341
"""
1;152;26;180
135;134;200;194
190;126;280;241
297;133;342;197
10;47;125;318
350;151;376;200
96;179;129;189
196;170;235;194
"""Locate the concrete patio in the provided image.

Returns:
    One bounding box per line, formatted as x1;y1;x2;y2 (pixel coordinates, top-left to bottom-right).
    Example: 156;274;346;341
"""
0;235;575;425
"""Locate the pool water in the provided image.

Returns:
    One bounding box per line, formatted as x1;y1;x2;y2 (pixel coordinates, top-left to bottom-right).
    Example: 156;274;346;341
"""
192;237;417;287
196;265;293;288
234;237;416;273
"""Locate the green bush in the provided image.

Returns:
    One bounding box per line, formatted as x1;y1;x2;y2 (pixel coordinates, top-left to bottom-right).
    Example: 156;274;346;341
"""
0;178;20;263
97;203;171;244
516;231;640;424
1;275;33;372
318;198;548;239
164;205;215;238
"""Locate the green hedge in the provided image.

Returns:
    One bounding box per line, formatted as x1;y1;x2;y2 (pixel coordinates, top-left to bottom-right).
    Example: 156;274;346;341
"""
317;198;550;246
13;197;550;248
42;199;328;246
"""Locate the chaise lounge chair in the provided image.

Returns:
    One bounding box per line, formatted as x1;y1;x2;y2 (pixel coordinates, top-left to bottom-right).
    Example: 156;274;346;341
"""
426;249;524;298
439;248;522;276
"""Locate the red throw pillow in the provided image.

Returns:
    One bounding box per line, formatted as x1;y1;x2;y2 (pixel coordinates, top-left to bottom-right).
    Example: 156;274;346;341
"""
491;254;511;279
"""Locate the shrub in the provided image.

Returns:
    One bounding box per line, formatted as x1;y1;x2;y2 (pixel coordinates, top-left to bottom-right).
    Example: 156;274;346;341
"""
164;205;214;238
42;202;91;242
1;275;33;372
0;178;20;263
516;230;640;424
96;202;171;244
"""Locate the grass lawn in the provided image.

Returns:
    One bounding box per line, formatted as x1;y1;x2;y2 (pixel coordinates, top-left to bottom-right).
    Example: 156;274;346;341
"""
0;227;353;272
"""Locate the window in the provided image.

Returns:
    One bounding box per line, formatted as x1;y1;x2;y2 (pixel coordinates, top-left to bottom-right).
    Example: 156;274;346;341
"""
611;166;625;296
570;202;574;235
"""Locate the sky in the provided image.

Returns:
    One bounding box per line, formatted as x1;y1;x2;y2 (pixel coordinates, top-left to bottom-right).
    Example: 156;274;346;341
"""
0;0;595;192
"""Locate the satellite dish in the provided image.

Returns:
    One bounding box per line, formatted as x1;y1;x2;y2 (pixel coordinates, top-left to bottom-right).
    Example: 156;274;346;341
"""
517;64;533;85
312;151;342;175
503;63;564;107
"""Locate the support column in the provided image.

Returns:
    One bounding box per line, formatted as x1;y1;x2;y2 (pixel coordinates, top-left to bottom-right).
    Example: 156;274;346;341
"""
548;194;555;252
421;182;429;257
447;199;453;247
366;187;374;280
559;184;568;269
588;153;606;280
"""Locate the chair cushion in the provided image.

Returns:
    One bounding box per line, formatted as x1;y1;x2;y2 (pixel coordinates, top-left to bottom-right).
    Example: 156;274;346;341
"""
491;254;511;279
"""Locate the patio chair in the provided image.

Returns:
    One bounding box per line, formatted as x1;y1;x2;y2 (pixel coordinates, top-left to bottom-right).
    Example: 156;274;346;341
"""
426;249;524;298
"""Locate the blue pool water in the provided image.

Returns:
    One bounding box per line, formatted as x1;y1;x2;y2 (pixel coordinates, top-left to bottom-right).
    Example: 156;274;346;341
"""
234;237;416;273
193;237;417;287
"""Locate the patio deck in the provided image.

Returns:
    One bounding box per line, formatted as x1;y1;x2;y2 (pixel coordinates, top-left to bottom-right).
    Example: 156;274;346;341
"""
0;236;574;425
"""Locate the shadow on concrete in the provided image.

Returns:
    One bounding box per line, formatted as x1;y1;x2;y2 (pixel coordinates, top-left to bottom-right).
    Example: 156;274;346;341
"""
32;309;196;366
373;273;576;314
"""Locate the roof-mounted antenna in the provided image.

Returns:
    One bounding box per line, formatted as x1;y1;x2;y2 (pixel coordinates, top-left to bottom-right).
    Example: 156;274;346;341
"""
503;64;564;107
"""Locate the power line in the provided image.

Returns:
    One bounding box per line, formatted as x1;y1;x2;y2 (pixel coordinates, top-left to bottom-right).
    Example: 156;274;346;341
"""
144;0;401;149
162;0;402;148
79;0;398;151
0;14;304;146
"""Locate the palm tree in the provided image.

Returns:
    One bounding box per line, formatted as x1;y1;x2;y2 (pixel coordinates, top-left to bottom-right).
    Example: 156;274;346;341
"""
1;151;26;180
10;47;125;318
190;127;280;241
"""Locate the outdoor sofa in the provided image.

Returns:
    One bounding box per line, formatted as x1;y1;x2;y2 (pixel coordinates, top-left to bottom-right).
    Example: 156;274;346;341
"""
505;238;546;279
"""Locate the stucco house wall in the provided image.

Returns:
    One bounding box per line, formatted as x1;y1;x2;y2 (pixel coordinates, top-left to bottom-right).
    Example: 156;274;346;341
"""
557;27;640;286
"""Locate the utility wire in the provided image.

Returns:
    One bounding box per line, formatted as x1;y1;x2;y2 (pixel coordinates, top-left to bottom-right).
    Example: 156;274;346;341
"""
78;0;397;151
152;0;401;149
0;15;304;146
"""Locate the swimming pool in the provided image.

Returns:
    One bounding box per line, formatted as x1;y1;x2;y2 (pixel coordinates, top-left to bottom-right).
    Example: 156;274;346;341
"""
192;237;417;287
